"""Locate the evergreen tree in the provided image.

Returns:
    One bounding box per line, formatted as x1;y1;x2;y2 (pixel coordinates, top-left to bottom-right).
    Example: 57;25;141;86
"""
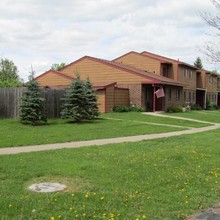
60;74;88;122
61;75;99;122
194;57;203;69
20;70;47;125
84;78;99;119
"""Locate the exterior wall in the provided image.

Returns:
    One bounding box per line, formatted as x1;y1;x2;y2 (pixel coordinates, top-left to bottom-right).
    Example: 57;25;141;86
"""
114;88;129;106
105;86;115;112
113;53;161;76
207;92;218;104
206;74;218;93
196;71;206;89
96;90;106;113
178;66;197;90
218;77;220;91
117;84;142;108
183;89;196;105
61;58;150;84
36;72;71;87
164;86;183;110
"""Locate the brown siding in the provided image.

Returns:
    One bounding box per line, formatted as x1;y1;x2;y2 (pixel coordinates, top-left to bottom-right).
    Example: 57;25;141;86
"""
114;53;161;76
96;90;105;113
165;86;183;110
36;72;72;87
206;74;218;93
178;66;197;90
61;58;149;84
207;92;218;104
114;88;129;106
105;86;115;112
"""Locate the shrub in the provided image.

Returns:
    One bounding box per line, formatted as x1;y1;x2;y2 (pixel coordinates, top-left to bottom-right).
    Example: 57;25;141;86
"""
191;104;202;110
166;105;183;113
112;105;144;112
206;100;219;110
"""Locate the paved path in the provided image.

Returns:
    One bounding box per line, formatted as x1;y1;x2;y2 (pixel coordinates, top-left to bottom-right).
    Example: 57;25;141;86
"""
0;117;220;155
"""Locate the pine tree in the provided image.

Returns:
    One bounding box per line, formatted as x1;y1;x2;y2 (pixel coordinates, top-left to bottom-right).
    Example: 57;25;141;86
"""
194;57;203;69
60;74;88;122
20;70;47;125
84;78;99;119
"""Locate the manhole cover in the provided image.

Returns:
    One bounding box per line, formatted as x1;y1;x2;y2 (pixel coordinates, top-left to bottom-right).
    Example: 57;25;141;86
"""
28;182;67;193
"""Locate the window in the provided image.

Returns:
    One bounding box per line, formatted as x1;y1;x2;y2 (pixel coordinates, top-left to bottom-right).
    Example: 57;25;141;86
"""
192;92;195;101
184;69;188;77
189;92;191;102
168;88;172;100
184;91;186;101
189;70;193;78
176;89;180;100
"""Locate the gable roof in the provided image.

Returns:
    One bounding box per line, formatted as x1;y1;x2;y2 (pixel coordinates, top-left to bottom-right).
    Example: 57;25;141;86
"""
113;51;172;64
141;50;199;70
35;69;75;80
63;55;184;87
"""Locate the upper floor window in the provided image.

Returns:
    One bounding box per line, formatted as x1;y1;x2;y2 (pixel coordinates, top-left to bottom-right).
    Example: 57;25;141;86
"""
209;76;214;84
189;70;193;78
184;69;188;77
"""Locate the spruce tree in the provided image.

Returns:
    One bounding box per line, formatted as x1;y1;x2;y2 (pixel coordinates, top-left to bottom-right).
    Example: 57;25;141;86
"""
20;71;47;125
84;78;99;119
61;74;88;122
194;57;203;69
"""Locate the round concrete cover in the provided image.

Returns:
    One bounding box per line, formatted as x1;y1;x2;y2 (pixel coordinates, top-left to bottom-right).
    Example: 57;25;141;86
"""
29;182;66;193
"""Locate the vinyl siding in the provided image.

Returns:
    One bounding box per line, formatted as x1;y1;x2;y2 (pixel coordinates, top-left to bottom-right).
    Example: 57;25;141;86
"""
114;53;161;76
61;57;152;84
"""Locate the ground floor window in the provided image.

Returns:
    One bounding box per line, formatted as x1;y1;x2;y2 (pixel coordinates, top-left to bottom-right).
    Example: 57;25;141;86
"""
189;92;191;102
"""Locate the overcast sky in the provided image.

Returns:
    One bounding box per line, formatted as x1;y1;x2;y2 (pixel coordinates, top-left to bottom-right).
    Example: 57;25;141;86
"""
0;0;218;81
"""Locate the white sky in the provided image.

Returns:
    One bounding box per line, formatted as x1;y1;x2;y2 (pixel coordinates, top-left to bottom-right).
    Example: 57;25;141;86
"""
0;0;218;81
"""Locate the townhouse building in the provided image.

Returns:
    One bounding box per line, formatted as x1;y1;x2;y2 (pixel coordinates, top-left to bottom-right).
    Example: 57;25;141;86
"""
35;51;220;113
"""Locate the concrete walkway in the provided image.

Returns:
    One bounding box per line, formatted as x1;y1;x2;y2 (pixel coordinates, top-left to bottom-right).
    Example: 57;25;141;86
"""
0;118;220;155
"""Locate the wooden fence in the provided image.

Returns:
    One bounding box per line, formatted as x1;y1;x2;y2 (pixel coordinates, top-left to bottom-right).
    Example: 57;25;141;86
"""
0;87;66;118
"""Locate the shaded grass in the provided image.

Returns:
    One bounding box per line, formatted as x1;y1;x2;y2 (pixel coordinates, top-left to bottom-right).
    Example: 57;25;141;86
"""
0;112;196;148
163;110;220;123
0;129;220;219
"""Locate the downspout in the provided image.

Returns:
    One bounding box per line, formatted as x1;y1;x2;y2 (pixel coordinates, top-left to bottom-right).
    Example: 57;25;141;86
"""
204;90;207;109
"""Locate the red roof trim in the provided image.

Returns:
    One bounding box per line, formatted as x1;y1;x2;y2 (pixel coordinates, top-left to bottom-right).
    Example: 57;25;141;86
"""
35;70;75;81
94;82;117;90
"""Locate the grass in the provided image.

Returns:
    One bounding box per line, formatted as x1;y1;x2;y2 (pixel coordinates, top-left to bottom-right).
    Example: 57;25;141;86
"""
0;128;220;219
163;110;220;123
0;112;208;148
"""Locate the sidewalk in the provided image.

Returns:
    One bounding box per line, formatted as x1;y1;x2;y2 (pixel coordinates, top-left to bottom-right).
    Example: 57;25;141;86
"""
0;123;219;155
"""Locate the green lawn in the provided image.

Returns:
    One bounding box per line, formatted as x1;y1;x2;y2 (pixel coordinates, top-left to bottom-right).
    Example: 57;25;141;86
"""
0;112;208;148
0;128;220;219
163;110;220;123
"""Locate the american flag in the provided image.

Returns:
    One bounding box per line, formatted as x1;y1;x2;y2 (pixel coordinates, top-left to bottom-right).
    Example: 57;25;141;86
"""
155;87;165;98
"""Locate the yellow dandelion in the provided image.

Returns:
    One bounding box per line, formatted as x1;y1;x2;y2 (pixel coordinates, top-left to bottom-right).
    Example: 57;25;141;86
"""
50;217;55;220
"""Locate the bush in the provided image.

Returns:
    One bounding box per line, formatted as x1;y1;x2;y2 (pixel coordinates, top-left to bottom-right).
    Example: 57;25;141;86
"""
112;105;144;113
206;100;219;110
191;104;202;110
166;105;183;113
